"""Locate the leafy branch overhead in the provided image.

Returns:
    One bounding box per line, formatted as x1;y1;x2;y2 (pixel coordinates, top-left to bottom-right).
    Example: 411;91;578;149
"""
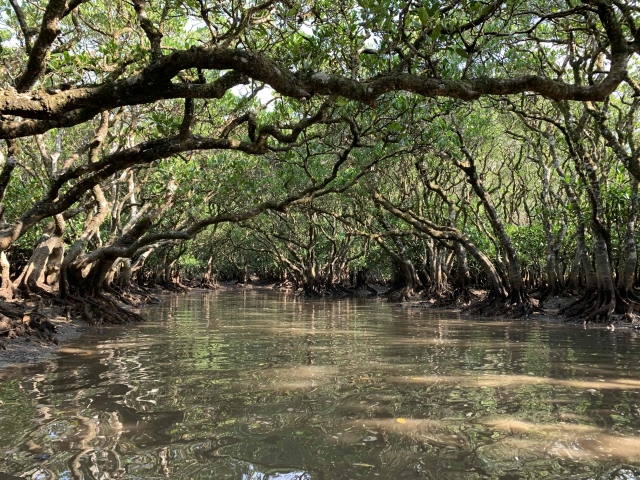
0;0;637;138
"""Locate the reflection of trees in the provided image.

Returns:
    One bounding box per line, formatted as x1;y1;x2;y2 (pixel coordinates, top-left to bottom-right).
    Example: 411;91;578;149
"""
0;377;38;454
1;292;640;478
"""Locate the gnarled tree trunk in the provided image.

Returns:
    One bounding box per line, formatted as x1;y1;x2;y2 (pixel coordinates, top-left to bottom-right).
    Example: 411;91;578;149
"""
14;214;65;293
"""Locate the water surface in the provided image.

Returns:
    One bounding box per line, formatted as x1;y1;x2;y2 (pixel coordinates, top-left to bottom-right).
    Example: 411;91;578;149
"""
2;291;640;479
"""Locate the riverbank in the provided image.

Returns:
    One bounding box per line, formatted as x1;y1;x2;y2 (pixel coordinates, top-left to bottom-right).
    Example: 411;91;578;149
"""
1;286;637;371
0;284;223;370
0;280;369;370
0;315;84;370
402;292;640;330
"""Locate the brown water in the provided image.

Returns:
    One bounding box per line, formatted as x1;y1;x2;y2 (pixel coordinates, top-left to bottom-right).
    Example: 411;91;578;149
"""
1;292;640;479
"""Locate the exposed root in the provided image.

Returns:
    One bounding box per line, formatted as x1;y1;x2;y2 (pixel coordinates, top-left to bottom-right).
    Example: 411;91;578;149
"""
619;288;640;310
558;290;593;318
156;280;188;293
302;283;351;298
0;299;59;347
128;283;162;303
104;283;161;306
0;278;209;347
273;280;296;292
181;278;220;289
529;285;571;303
348;282;380;297
464;291;542;318
432;287;478;309
385;286;416;303
276;281;379;298
302;284;327;297
64;293;145;325
559;288;639;323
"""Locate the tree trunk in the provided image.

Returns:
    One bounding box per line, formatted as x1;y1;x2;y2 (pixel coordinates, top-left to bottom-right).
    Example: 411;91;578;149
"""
619;177;639;304
117;259;133;289
15;214;65;293
0;251;12;300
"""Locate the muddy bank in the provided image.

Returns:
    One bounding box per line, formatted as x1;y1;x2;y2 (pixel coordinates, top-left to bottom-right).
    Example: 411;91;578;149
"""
0;316;85;370
402;292;640;330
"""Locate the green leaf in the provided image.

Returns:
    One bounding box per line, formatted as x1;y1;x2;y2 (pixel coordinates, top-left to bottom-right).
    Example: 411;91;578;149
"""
455;47;469;58
480;4;493;15
388;122;403;132
426;0;440;16
430;24;441;41
417;7;429;26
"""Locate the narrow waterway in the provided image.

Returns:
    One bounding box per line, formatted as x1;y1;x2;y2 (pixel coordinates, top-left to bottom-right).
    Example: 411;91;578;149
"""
1;291;640;479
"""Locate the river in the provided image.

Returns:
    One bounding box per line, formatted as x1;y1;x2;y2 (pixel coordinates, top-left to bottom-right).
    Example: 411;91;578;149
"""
1;291;640;479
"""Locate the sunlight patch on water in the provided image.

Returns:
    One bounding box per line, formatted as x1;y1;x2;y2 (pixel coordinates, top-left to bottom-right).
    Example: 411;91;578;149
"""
390;374;640;390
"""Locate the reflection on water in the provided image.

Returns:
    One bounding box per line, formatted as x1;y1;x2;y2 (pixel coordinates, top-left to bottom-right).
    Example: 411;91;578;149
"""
1;292;640;479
